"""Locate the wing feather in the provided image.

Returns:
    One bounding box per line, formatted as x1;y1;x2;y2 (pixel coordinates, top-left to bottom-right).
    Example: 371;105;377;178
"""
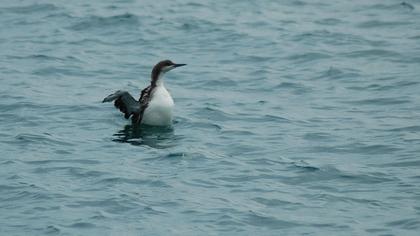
102;90;140;120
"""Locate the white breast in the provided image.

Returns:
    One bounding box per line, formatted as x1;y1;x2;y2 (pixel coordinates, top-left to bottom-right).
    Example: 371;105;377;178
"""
141;85;174;126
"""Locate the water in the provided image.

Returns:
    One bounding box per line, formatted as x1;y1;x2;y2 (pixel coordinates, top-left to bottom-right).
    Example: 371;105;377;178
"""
1;0;420;235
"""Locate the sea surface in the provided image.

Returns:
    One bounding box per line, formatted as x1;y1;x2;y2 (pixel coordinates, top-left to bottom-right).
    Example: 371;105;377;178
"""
1;0;420;235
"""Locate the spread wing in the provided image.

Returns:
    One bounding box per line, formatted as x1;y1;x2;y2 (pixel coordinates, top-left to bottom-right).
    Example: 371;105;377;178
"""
102;90;140;120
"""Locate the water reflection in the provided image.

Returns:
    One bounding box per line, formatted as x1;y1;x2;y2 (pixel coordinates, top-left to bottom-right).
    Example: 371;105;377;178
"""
112;124;178;148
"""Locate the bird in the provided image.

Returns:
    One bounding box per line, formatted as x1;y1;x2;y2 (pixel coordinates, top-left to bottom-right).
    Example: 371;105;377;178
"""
103;60;186;126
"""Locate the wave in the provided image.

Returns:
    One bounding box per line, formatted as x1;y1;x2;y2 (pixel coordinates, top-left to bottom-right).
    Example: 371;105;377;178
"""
68;13;140;31
0;3;58;14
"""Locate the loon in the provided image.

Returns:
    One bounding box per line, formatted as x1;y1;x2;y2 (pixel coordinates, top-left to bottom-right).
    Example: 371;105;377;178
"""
103;60;186;126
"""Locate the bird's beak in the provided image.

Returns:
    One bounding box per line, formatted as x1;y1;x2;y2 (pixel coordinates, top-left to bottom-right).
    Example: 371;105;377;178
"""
174;64;187;68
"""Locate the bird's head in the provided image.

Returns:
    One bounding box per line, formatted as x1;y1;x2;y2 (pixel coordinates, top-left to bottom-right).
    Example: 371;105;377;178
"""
152;60;186;81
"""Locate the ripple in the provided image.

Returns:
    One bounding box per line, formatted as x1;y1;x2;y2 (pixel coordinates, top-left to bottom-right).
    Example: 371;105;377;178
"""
374;160;420;168
193;106;235;122
68;222;96;229
0;101;50;112
357;20;411;28
400;2;415;10
0;3;58;14
68;13;140;31
293;30;386;46
314;18;343;26
344;49;401;58
292;161;321;172
25;159;100;165
370;2;415;11
303;132;335;142
282;165;397;185
386;218;420;230
45;225;60;234
274;82;312;94
343;97;411;106
12;133;75;147
347;83;396;92
388;125;420;132
316;67;361;80
96;177;170;188
242;211;300;229
309;143;403;155
252;197;304;208
5;54;73;62
112;124;177;148
286;52;331;63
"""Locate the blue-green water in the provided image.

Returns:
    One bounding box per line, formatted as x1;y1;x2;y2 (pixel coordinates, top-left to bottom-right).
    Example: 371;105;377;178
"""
1;0;420;235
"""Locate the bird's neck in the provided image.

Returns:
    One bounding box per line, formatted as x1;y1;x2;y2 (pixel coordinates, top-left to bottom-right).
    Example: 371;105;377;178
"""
151;72;165;88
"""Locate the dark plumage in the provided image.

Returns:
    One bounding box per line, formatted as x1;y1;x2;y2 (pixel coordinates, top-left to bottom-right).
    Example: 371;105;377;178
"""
102;90;141;122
